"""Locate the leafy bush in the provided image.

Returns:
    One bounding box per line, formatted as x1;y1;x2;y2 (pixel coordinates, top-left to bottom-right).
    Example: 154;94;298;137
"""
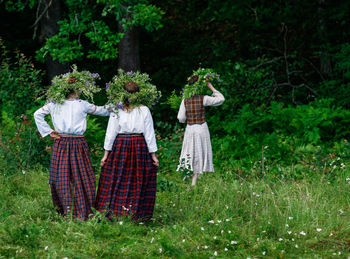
0;111;51;175
0;38;43;120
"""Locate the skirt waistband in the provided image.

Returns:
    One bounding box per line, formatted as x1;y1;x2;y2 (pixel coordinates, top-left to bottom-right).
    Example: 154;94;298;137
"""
59;133;84;138
118;133;143;137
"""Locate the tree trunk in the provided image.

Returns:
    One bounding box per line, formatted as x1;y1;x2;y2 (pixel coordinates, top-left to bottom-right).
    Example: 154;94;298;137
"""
117;24;140;71
317;0;332;74
39;0;68;80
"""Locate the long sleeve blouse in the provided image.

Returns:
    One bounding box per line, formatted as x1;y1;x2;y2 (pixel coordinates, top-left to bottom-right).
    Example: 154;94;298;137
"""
34;99;110;137
104;105;157;153
177;90;225;123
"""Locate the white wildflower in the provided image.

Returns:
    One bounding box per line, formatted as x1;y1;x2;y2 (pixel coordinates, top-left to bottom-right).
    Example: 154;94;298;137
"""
22;170;26;174
231;241;238;244
214;251;218;256
213;236;217;240
201;227;204;231
316;228;322;232
286;224;289;227
208;220;215;224
288;231;292;235
150;237;154;243
224;248;228;251
203;245;208;249
262;251;266;255
217;220;222;223
279;238;283;241
295;244;299;248
119;221;123;225
300;231;306;236
182;239;185;243
288;216;293;220
228;230;232;233
329;232;333;236
44;246;48;250
159;248;162;253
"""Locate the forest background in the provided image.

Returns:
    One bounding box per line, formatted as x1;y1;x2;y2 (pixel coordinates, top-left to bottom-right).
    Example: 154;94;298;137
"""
0;0;349;258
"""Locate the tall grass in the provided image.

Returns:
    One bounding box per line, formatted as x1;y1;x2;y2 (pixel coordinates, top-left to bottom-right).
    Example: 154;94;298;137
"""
0;166;349;258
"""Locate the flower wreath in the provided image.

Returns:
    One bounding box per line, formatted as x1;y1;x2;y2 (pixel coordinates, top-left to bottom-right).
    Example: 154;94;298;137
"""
46;64;101;104
167;68;222;109
105;69;161;112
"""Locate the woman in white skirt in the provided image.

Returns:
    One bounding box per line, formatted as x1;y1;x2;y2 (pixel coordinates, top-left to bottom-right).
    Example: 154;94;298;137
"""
177;80;225;185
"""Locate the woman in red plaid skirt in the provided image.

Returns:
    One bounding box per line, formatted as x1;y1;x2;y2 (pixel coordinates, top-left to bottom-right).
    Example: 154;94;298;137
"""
34;72;109;220
95;81;159;221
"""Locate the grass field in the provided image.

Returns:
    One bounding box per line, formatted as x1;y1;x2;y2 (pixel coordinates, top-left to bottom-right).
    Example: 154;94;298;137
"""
0;165;349;258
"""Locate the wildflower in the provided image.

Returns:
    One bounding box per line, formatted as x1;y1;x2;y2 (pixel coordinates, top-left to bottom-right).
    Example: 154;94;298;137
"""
295;244;299;248
329;232;333;236
257;238;260;241
292;238;295;241
262;251;266;255
213;236;217;240
286;224;289;227
203;245;208;249
105;83;110;90
221;230;224;234
208;220;215;223
22;170;26;174
159;248;162;253
279;238;283;241
201;227;204;231
288;216;293;220
225;205;229;209
45;246;48;250
217;220;222;223
228;230;231;233
214;251;218;256
339;209;344;214
224;248;228;251
119;221;123;225
150;237;154;243
316;228;322;232
231;241;238;245
300;231;306;236
288;231;292;235
182;239;185;243
226;218;230;222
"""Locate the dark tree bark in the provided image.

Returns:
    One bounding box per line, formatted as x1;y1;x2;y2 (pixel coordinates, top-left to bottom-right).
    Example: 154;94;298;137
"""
318;0;332;74
117;24;140;71
38;0;68;80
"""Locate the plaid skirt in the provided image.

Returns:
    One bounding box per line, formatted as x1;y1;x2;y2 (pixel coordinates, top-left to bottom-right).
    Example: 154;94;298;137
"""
95;135;157;221
49;136;95;220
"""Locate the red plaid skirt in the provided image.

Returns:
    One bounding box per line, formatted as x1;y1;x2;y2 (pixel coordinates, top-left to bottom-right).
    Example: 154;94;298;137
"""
95;135;157;220
49;136;95;220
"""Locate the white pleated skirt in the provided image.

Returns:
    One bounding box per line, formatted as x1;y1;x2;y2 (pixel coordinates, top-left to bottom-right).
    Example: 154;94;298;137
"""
177;122;214;174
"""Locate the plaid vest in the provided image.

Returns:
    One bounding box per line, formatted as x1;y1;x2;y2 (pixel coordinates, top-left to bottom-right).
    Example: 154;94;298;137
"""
184;95;206;125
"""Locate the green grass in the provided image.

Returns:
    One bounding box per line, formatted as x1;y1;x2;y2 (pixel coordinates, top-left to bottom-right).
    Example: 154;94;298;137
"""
0;167;349;258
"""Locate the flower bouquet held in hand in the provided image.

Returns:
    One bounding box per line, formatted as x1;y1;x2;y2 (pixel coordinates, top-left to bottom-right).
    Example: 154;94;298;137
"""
167;68;222;109
46;64;101;104
105;69;162;112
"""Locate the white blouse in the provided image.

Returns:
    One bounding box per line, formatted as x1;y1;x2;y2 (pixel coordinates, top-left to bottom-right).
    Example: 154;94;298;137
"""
34;99;110;137
104;106;157;153
177;90;225;123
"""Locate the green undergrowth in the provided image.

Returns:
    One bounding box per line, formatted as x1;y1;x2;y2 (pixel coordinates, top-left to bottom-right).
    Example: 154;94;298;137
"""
0;165;349;258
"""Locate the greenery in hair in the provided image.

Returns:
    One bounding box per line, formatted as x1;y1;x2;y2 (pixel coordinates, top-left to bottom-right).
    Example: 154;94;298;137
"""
106;69;161;112
167;68;222;109
46;64;101;104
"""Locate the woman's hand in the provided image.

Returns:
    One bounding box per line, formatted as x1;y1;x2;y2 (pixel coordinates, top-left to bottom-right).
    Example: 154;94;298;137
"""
151;153;159;167
206;82;216;92
100;151;110;167
50;131;61;139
